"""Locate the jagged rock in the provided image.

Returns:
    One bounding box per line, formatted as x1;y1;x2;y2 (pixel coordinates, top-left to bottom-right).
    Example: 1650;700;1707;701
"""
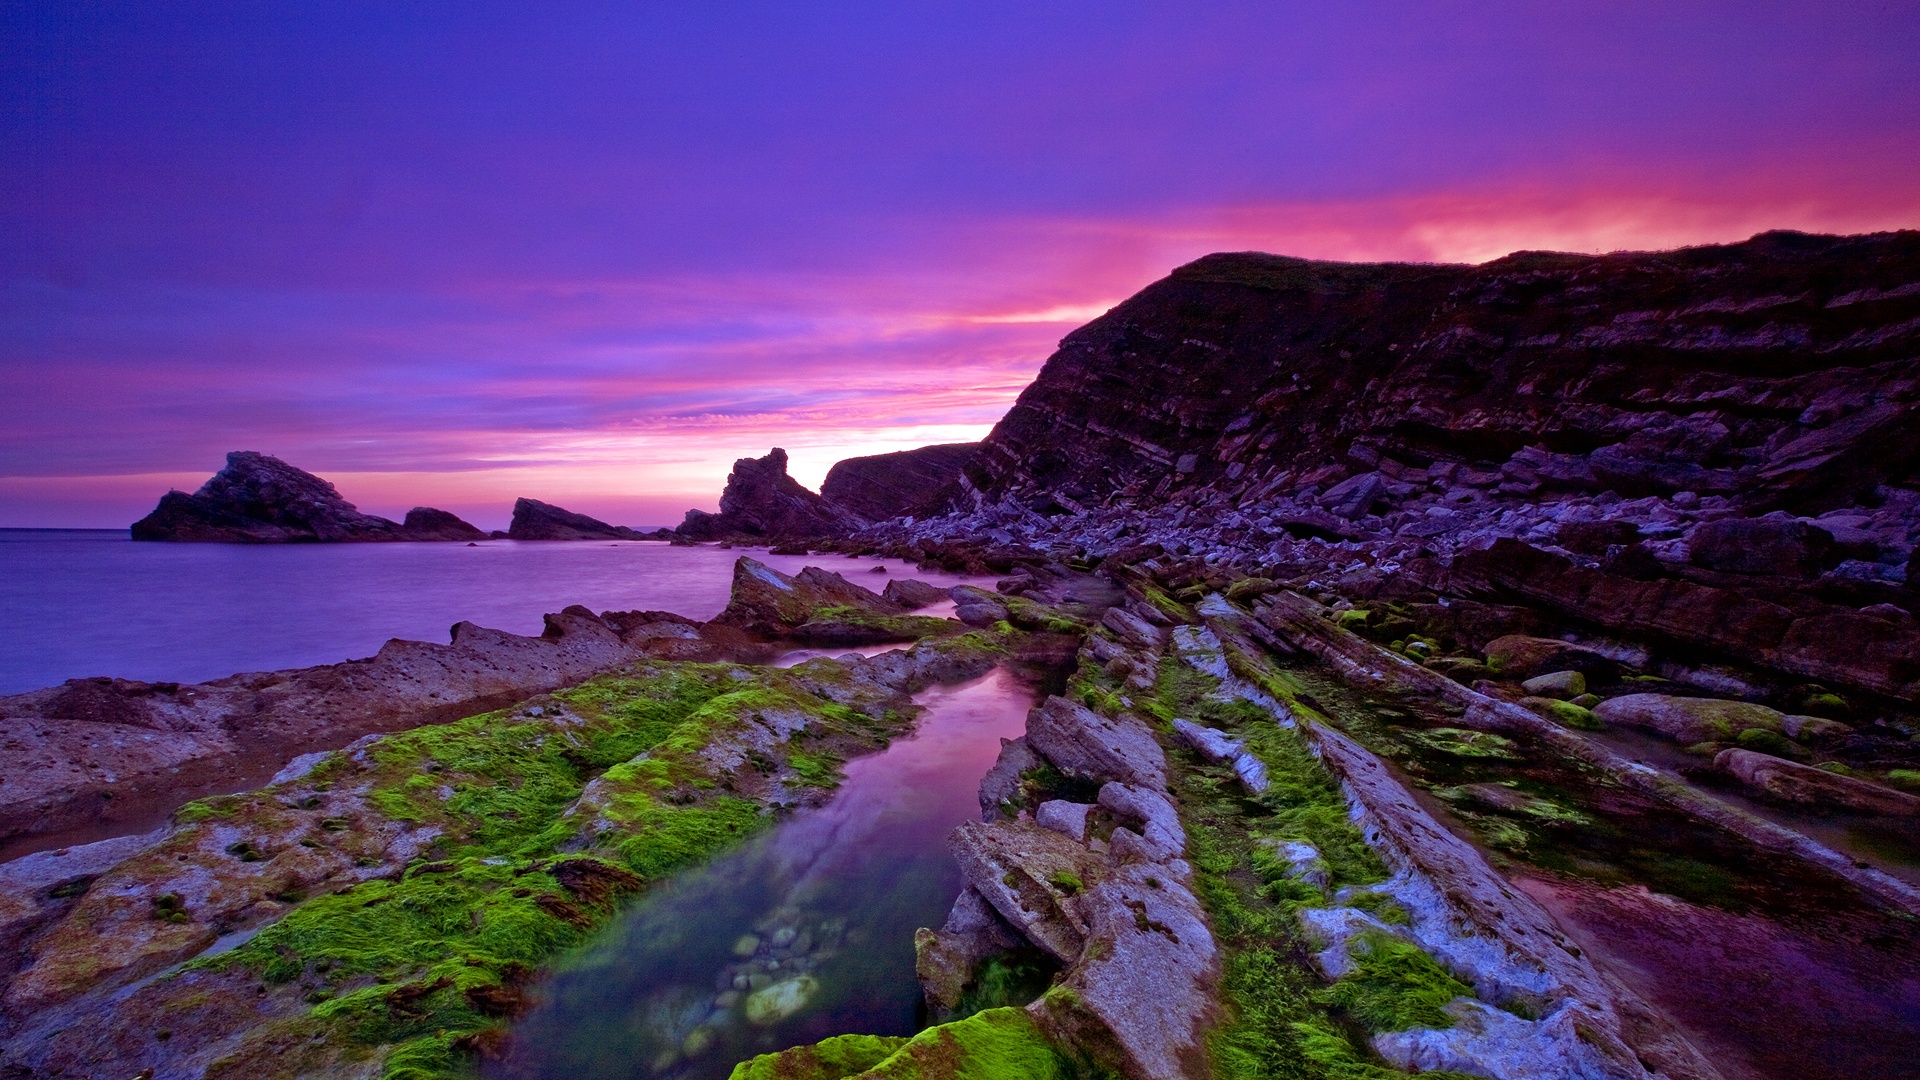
947;819;1106;962
1030;862;1218;1080
709;557;906;639
882;578;950;609
506;498;641;540
400;506;488;541
979;736;1039;820
1592;694;1787;744
1100;607;1167;652
1025;696;1167;789
130;452;475;543
677;448;864;540
951;585;1011;626
821;442;978;521
1690;517;1836;576
914;886;1025;1012
1715;749;1920;815
1556;519;1643;555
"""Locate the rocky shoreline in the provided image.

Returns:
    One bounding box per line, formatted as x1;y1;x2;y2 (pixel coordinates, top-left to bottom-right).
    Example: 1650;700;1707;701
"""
12;230;1920;1079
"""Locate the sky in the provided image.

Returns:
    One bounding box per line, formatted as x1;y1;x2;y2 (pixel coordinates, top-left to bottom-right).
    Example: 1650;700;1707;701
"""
4;2;1918;530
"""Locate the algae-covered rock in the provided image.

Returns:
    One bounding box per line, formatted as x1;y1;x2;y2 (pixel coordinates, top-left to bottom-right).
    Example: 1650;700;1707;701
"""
1521;670;1586;698
1482;635;1618;682
1401;727;1522;760
1591;694;1786;744
728;1007;1066;1080
1519;696;1601;731
745;975;821;1024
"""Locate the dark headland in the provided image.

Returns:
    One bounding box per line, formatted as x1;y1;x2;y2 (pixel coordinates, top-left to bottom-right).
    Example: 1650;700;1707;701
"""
12;230;1920;1080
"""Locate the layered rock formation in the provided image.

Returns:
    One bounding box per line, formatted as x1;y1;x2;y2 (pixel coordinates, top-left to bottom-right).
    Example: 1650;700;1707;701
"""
678;448;865;541
821;442;978;521
505;497;645;540
131;452;485;543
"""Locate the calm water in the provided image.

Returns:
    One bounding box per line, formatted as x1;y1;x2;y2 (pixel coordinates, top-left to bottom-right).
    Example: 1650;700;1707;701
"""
492;667;1035;1080
0;530;992;696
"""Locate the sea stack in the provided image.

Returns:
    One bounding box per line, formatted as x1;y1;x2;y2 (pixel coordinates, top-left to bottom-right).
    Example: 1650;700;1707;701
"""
130;451;485;543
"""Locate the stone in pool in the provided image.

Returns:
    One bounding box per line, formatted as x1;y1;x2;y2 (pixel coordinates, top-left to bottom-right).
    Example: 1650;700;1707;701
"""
745;975;819;1024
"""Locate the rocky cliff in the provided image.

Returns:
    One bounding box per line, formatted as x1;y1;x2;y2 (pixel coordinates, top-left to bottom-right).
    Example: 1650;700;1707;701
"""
961;230;1920;516
678;447;865;540
821;442;978;521
130;452;485;543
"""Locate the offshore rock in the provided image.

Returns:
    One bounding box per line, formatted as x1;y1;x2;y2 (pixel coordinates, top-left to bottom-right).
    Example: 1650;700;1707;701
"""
130;451;479;543
506;497;643;540
400;506;488;541
678;448;865;541
821;442;979;521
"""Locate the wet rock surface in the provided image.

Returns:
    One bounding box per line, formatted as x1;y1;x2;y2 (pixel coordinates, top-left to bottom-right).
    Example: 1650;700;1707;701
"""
820;442;978;522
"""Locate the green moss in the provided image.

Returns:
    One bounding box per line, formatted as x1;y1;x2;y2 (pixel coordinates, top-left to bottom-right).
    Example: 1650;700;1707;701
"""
1334;609;1371;633
726;1032;912;1080
1886;768;1920;791
1735;728;1800;759
1048;870;1084;894
173;793;247;825
729;1008;1073;1080
1316;932;1471;1032
1531;699;1600;730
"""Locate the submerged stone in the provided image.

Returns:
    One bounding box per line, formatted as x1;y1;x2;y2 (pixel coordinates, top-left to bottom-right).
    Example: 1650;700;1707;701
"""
744;975;820;1024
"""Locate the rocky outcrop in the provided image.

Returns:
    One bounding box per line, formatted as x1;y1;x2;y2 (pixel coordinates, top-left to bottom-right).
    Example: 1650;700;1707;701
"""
678;448;865;541
0;607;765;856
399;506;488;541
506;497;643;540
959;231;1920;517
710;557;906;637
130;452;483;543
821;442;978;521
923;691;1217;1080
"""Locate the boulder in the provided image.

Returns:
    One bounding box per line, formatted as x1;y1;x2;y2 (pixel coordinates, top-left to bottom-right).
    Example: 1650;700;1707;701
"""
399;506;488;541
1591;694;1786;744
709;557;906;639
1170;719;1270;792
1689;517;1836;577
914;886;1025;1012
1520;670;1586;698
1035;800;1095;841
820;442;978;521
506;498;640;540
947;819;1106;962
130;452;416;543
952;585;1011;627
677;448;864;540
1482;634;1618;682
1026;696;1168;790
1715;749;1920;816
882;578;950;609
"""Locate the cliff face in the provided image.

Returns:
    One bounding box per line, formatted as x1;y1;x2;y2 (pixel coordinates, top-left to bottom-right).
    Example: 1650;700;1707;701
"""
130;452;485;543
821;442;978;521
678;447;864;540
964;230;1920;517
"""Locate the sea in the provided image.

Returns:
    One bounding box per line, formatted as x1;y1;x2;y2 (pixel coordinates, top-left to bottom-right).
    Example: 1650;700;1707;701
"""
0;529;992;697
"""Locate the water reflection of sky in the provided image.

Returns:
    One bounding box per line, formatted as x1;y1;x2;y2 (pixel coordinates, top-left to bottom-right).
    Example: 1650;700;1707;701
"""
491;666;1035;1080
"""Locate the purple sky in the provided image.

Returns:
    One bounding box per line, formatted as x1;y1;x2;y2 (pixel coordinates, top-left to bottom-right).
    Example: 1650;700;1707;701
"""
5;1;1918;529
